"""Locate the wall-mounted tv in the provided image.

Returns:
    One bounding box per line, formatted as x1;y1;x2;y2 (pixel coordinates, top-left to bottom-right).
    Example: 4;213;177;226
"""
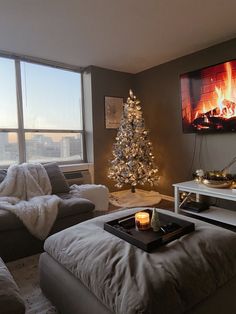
180;60;236;133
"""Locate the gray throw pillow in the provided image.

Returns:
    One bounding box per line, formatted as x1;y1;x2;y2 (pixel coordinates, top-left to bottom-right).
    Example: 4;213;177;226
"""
44;163;70;194
0;169;7;184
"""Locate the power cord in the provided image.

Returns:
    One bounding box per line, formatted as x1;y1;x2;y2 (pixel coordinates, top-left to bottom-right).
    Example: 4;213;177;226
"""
188;134;197;179
179;192;193;208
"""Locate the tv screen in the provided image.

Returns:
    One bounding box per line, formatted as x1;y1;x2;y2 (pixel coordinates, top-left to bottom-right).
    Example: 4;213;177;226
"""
180;60;236;133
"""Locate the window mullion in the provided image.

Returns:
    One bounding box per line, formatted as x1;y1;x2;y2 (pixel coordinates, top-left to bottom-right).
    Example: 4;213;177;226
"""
15;60;26;163
81;75;86;162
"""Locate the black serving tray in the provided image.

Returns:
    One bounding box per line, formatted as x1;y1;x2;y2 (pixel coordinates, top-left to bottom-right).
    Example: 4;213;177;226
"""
104;209;195;252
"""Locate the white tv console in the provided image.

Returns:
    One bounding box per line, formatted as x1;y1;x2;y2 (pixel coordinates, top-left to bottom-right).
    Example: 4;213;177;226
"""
173;180;236;227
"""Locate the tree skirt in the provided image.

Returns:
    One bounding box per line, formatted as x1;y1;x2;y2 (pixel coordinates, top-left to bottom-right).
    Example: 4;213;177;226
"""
109;189;161;207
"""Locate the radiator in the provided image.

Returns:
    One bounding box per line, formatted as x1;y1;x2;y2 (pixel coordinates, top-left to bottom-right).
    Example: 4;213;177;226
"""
63;169;91;186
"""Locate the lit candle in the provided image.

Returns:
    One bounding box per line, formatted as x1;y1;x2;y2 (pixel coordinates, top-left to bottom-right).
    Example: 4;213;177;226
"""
135;212;150;231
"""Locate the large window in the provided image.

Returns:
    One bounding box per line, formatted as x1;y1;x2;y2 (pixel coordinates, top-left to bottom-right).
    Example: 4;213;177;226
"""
0;56;84;166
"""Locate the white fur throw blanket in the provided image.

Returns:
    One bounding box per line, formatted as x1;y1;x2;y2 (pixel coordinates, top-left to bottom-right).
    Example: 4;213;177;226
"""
0;163;61;239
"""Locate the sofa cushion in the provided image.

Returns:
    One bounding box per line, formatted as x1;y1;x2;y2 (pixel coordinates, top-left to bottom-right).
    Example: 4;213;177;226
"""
44;163;70;194
0;209;23;232
57;194;95;219
0;164;70;194
0;195;95;232
0;258;25;314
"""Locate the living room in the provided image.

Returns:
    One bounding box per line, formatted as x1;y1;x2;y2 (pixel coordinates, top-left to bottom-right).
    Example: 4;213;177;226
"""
0;1;236;314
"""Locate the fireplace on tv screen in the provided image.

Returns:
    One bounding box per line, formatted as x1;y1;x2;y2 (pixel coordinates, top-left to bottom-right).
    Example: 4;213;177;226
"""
180;60;236;133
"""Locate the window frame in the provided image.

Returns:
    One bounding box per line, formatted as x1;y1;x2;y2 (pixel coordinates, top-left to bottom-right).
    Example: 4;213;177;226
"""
0;52;86;167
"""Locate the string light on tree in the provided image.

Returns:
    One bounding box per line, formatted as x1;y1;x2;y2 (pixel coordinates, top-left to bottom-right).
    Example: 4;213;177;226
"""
108;90;159;193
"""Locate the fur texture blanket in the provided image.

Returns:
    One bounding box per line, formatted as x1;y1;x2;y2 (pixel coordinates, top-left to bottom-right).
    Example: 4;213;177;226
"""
0;163;61;239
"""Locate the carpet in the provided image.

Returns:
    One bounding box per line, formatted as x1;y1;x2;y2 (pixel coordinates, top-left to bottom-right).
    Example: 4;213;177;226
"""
7;254;57;314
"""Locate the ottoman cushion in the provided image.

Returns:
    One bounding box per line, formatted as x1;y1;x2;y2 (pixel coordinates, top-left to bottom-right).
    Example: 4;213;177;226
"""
0;258;25;314
43;208;236;314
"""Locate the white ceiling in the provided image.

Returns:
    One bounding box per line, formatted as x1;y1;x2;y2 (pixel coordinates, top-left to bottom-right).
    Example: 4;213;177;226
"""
0;0;236;73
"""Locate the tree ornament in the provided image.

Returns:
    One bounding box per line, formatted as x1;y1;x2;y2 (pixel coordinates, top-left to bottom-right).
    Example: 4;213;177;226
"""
108;90;159;193
151;208;161;232
129;89;134;98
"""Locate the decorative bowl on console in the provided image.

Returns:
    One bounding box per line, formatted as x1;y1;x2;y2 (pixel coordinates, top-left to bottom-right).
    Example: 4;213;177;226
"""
201;171;234;188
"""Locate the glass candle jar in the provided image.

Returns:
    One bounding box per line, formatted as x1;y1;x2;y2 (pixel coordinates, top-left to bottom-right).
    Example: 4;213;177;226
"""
135;212;150;231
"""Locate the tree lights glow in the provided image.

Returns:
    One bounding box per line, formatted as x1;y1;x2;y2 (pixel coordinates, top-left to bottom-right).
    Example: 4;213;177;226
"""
108;90;159;193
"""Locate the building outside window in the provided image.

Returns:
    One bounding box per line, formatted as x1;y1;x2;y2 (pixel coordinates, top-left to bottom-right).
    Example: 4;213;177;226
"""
0;56;84;167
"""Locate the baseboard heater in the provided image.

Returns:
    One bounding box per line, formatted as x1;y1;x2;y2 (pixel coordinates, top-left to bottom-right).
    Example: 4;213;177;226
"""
63;170;91;185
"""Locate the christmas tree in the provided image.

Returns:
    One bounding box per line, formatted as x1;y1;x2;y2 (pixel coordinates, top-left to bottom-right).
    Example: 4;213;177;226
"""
108;90;159;193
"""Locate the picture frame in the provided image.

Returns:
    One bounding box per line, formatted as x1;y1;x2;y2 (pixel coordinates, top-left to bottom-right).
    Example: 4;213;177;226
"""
105;96;124;129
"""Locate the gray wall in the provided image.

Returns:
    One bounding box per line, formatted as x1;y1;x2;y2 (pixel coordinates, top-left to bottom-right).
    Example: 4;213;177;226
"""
89;39;236;196
90;66;133;187
134;38;236;196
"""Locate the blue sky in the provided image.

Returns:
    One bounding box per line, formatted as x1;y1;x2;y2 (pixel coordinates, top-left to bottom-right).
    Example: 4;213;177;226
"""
0;57;82;131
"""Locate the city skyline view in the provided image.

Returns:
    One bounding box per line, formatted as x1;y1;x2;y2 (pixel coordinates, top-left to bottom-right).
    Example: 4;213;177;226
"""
0;133;83;166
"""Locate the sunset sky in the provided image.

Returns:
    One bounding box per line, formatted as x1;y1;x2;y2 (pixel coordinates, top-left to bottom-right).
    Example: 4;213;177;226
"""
0;58;82;140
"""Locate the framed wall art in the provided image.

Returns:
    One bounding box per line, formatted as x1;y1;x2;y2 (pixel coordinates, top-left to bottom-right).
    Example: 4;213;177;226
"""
105;96;124;129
